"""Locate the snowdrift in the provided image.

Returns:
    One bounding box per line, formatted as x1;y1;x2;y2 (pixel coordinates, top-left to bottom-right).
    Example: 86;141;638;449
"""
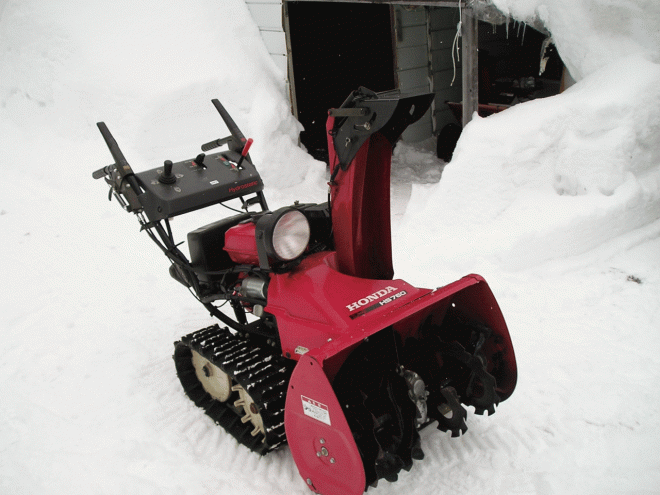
396;1;660;277
1;0;659;494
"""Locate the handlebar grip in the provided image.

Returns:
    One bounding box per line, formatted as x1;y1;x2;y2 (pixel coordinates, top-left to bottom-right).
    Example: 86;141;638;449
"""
201;136;232;152
92;164;116;179
211;99;245;143
96;122;133;177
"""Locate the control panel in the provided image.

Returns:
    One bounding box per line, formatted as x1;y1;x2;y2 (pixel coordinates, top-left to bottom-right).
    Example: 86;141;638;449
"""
135;150;263;222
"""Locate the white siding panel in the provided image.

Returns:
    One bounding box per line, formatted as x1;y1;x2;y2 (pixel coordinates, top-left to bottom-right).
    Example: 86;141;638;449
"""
397;45;428;71
271;53;288;75
398;7;426;27
396;24;427;49
261;30;287;56
246;3;283;31
398;66;428;91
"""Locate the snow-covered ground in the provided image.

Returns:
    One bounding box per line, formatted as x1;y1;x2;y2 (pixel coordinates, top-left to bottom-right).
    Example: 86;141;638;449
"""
1;1;659;494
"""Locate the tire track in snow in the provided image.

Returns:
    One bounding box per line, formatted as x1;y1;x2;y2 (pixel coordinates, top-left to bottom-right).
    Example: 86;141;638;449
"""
139;341;306;495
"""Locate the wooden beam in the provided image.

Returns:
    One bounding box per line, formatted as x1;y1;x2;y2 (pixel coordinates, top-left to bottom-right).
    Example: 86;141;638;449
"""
287;0;464;7
461;6;478;127
282;2;299;120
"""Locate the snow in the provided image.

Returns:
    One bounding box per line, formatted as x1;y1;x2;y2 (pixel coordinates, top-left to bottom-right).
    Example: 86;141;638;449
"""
1;1;659;494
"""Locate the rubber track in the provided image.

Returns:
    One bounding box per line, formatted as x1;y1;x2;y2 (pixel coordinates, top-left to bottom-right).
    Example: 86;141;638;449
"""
173;324;293;455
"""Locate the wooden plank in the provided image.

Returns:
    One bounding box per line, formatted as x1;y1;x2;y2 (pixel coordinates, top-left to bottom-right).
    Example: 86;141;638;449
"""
289;0;464;6
282;1;298;118
461;7;478;127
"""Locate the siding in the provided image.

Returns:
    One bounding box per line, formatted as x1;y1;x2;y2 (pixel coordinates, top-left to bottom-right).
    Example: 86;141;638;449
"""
393;6;431;142
246;1;465;140
245;0;287;74
429;6;462;130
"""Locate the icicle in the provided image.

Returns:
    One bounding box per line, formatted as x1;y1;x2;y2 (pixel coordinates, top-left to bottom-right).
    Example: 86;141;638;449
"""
505;15;510;39
521;23;526;45
451;0;462;86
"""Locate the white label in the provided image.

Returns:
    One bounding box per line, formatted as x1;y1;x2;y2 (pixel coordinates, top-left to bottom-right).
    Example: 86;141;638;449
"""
301;395;331;426
294;346;309;355
209;180;219;185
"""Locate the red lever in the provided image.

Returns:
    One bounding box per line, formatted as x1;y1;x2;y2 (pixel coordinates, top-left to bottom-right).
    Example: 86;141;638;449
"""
242;138;253;157
236;138;253;168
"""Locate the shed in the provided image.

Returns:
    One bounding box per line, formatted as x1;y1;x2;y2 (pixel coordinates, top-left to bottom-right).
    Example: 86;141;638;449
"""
245;0;565;160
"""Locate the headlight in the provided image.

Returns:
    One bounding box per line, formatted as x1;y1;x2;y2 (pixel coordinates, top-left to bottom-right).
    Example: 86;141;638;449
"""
256;208;311;266
271;209;311;261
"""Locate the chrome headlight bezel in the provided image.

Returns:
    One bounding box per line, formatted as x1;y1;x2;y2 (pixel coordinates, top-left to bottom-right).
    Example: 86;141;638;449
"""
255;207;311;267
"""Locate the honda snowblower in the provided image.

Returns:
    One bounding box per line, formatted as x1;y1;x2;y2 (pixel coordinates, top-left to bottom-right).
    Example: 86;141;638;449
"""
93;88;517;495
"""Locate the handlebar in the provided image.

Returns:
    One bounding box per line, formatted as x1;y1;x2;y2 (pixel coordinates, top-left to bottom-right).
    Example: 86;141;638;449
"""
92;164;116;180
201;136;232;152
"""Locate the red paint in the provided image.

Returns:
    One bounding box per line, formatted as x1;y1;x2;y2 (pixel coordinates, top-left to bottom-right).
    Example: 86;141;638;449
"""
224;221;259;264
285;354;365;495
327;117;394;280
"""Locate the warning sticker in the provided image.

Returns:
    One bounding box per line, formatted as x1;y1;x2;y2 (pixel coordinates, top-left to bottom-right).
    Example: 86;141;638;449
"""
301;395;331;426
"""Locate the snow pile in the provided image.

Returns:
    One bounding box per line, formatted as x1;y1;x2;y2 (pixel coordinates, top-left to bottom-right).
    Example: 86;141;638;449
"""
0;0;324;197
396;3;660;277
1;0;660;494
490;0;660;80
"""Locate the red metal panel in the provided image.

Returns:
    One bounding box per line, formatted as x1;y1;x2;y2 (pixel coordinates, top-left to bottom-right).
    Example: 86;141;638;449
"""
327;117;394;280
223;221;259;264
285;354;366;495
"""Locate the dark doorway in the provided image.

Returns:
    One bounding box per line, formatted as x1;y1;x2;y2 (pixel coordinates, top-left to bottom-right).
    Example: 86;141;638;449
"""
287;1;397;161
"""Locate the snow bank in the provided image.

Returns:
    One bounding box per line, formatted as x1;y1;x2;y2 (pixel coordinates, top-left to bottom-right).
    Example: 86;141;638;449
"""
0;0;324;197
489;0;660;80
396;2;660;278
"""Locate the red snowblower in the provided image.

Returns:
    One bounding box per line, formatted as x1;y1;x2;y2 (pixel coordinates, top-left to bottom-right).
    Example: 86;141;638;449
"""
94;87;517;495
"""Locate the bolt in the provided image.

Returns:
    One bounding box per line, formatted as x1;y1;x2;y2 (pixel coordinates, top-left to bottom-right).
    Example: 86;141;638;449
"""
330;458;335;464
321;447;328;456
319;438;325;444
306;479;312;486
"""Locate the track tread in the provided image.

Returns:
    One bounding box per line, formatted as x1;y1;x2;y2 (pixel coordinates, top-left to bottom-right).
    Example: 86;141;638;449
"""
174;324;293;455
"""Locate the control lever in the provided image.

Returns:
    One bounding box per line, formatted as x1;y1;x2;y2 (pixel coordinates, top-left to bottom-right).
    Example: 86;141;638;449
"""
236;138;253;168
159;160;176;184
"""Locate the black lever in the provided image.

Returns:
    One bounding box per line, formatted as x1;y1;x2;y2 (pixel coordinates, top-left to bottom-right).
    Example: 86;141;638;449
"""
211;99;246;154
159;160;176;184
96;122;142;195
